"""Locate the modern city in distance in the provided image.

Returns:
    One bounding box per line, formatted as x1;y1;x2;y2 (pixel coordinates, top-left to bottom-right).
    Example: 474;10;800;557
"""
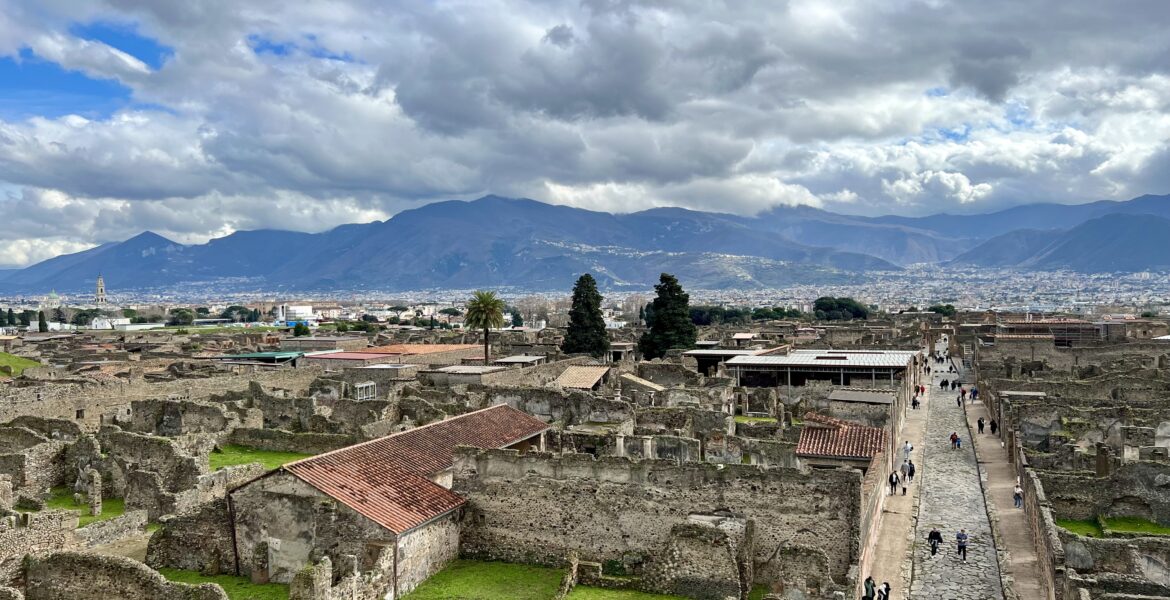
0;1;1168;599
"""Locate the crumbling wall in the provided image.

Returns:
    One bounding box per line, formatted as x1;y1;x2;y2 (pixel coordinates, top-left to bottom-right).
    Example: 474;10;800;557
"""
24;552;229;600
224;428;356;455
636;362;703;387
0;511;77;585
1039;462;1170;524
145;498;234;574
487;387;634;427
453;448;860;592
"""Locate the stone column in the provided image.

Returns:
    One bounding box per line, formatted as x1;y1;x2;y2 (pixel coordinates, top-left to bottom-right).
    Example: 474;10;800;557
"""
85;468;102;517
0;475;12;512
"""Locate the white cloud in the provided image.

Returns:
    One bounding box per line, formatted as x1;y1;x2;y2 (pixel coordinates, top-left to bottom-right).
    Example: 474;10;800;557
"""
0;0;1166;264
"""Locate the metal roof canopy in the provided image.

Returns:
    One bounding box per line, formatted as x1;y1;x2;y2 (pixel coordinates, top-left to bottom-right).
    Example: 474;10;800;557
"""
725;349;918;369
828;389;896;404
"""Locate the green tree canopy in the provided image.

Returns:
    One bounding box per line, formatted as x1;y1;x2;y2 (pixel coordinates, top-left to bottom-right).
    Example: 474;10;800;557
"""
562;274;610;358
813;297;869;321
37;311;48;332
511;311;524;327
293;322;311;337
465;290;506;363
639;273;697;359
927;304;957;317
168;308;195;326
439;307;463;317
221;305;252;322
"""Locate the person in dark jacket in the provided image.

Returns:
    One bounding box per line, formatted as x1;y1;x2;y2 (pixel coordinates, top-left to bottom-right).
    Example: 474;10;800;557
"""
863;576;876;600
990;419;999;435
927;527;944;556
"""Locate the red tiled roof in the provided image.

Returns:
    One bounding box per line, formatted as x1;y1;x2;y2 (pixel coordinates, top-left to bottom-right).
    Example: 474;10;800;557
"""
795;412;886;460
363;344;479;355
280;404;548;534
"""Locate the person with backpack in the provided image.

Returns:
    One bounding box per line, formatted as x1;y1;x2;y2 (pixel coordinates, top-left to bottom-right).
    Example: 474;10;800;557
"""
956;529;969;560
990;419;999;436
907;460;916;483
977;417;985;434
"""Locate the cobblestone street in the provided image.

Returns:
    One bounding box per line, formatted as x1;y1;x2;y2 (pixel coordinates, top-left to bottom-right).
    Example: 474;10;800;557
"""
909;366;1004;599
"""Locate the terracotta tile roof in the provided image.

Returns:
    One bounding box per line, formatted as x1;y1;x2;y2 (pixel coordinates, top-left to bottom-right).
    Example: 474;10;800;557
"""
795;412;886;461
280;404;548;534
363;344;479;355
555;365;610;389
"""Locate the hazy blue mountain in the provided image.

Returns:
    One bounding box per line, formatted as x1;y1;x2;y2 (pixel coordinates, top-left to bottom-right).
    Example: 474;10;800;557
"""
947;229;1064;268
5;193;1170;294
949;213;1170;272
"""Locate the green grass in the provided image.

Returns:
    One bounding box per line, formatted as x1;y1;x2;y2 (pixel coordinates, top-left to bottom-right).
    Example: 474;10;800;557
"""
734;416;778;424
0;352;41;377
42;487;125;527
403;560;563;600
1104;517;1170;536
209;445;314;472
748;585;770;600
567;587;685;599
1056;518;1103;538
158;569;288;600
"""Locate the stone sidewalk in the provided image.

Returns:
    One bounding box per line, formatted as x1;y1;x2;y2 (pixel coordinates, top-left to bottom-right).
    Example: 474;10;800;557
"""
966;400;1047;599
863;366;930;599
908;368;1004;599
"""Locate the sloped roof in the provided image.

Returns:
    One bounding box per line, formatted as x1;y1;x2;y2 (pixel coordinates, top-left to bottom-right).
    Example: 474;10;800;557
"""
828;389;896;404
555;365;610;389
279;404;548;534
619;372;665;392
795;412;886;461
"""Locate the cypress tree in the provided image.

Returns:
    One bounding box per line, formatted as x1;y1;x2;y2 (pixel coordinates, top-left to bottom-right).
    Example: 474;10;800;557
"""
562;274;610;358
0;311;7;326
6;309;13;326
638;273;696;359
37;311;48;333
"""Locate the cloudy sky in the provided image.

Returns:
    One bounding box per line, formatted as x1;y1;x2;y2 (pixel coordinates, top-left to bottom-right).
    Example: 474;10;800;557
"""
0;0;1168;266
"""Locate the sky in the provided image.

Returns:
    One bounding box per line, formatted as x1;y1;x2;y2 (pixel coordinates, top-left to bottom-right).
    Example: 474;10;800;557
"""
0;0;1168;267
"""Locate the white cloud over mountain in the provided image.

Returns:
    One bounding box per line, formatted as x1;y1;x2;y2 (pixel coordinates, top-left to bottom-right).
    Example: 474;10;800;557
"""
0;0;1168;266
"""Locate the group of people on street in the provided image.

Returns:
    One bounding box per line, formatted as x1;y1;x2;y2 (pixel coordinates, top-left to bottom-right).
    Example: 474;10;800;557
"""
924;526;970;561
888;441;918;495
976;417;999;436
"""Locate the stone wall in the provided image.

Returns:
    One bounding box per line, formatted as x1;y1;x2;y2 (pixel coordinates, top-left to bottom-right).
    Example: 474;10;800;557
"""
24;552;229;600
0;511;77;585
396;513;460;597
452;447;860;594
145;498;234;574
128;398;258;437
0;368;319;432
479;357;596;388
1038;462;1170;524
225;428;357;455
487;387;634;427
75;509;148;548
230;470;396;584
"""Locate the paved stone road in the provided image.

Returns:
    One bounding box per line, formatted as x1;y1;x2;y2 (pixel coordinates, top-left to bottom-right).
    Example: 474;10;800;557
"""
909;368;1004;599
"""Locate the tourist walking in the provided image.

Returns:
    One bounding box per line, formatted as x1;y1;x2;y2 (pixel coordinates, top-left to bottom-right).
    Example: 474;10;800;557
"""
902;440;914;461
900;461;910;495
990;419;998;435
1014;484;1024;509
940;378;948;390
908;460;916;483
888;471;900;495
971;386;979;401
950;431;958;449
960;387;967;401
878;582;891;600
977;417;985;434
956;528;969;561
956;394;962;407
863;576;876;600
927;526;943;556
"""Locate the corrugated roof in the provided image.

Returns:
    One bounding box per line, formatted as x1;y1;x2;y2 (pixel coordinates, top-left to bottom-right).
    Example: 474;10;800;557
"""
494;355;546;364
555;365;610;389
281;405;548;534
303;352;391;360
796;413;886;460
363;344;479;355
726;349;917;369
732;333;757;339
434;365;505;374
216;351;303;360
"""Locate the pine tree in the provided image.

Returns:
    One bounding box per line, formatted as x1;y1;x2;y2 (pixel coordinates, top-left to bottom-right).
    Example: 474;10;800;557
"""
6;309;14;326
0;311;7;327
37;311;48;333
638;273;696;359
562;274;610;358
511;311;524;328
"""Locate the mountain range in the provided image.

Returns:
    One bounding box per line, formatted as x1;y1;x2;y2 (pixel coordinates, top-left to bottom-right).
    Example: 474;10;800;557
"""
0;193;1167;293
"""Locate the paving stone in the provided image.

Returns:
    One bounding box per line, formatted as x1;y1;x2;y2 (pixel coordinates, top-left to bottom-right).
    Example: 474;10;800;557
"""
909;369;1004;600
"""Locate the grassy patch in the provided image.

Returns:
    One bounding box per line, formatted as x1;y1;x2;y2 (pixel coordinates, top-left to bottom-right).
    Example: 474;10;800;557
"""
734;416;777;424
567;587;685;599
42;487;125;527
0;352;41;377
158;569;288;600
403;560;562;600
209;445;314;472
748;586;770;600
1056;518;1103;538
1104;517;1170;536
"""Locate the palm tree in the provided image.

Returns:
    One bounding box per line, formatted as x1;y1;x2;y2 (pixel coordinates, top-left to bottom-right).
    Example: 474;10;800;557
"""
464;290;506;363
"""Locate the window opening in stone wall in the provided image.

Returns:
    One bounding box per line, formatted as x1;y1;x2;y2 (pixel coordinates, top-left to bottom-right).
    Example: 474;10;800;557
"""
75;409;85;420
354;381;376;401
